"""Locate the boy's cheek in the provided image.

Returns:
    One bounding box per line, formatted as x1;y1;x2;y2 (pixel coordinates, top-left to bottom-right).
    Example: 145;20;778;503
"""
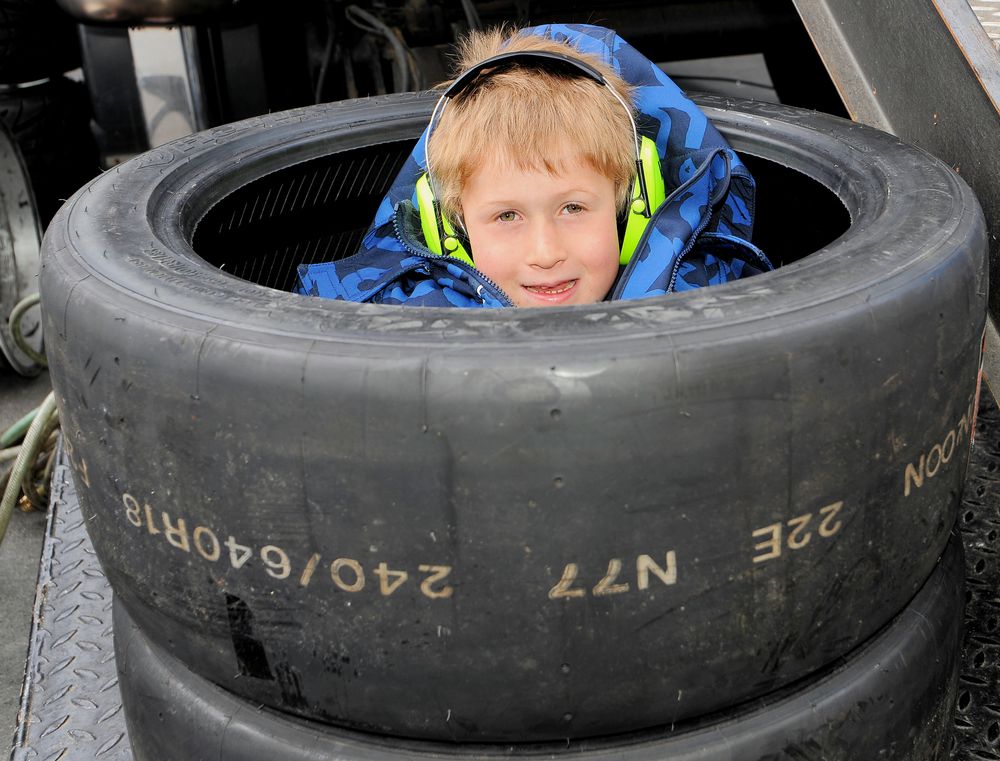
466;233;510;276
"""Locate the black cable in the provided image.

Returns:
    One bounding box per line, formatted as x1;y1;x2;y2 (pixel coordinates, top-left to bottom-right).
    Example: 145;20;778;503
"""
406;46;425;91
460;0;482;30
315;1;337;103
345;5;410;92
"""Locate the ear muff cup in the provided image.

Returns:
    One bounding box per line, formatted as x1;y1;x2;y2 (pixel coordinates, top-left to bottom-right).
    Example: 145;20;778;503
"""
415;174;474;266
620;135;665;265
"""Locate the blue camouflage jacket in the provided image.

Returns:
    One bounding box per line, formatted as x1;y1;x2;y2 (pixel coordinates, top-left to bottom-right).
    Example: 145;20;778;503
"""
297;23;773;307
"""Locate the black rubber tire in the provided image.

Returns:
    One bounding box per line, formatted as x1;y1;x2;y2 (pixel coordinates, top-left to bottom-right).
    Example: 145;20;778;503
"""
116;530;964;761
40;93;987;741
0;119;44;376
0;0;80;84
0;78;99;224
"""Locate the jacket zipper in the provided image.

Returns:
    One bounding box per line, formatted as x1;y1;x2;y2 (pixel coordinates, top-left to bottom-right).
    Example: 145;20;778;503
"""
611;149;730;300
666;231;773;292
665;214;714;292
391;212;515;307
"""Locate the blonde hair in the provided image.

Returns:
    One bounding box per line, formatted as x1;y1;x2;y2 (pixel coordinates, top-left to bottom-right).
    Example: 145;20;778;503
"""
426;27;636;226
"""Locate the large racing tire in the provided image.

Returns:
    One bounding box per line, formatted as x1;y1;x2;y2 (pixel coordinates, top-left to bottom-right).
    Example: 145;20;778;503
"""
0;119;42;376
40;93;987;742
116;530;964;761
0;78;100;224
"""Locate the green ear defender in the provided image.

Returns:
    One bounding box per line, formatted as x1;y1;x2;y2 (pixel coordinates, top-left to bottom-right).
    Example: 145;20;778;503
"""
620;135;665;265
417;50;667;268
415;174;474;266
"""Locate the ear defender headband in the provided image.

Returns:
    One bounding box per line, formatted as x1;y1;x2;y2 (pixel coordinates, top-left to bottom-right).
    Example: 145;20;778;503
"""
417;50;665;267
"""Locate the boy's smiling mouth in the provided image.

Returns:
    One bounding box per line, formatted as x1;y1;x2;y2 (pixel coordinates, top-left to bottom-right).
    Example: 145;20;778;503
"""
522;279;579;300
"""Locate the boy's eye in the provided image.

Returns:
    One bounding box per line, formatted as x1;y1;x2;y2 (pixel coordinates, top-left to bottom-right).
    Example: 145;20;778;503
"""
497;211;517;223
563;203;584;214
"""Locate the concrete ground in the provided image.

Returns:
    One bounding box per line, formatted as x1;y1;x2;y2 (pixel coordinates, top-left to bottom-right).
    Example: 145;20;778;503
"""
0;368;54;753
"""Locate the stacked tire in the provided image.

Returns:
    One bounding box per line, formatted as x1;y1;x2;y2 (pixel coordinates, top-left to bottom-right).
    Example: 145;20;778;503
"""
40;94;986;759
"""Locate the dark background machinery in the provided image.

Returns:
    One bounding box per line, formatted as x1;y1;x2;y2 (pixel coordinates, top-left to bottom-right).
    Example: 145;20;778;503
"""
57;0;848;163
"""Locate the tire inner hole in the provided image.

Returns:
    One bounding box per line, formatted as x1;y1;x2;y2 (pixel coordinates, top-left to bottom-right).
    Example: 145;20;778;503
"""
191;139;850;292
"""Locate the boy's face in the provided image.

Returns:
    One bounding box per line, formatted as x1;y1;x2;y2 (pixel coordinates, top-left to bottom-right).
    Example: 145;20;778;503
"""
460;154;620;307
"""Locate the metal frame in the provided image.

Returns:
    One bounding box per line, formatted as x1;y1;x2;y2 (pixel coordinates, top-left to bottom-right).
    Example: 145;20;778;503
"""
790;0;1000;389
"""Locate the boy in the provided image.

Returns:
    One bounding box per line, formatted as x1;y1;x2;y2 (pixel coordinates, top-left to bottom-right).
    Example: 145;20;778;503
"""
423;28;634;307
298;24;771;307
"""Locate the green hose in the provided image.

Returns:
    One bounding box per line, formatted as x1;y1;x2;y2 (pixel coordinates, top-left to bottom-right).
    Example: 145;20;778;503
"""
0;293;56;543
0;405;40;448
9;292;46;367
0;392;57;547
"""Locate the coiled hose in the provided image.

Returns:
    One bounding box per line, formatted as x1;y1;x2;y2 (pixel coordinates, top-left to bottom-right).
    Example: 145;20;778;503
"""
0;293;59;548
9;292;45;366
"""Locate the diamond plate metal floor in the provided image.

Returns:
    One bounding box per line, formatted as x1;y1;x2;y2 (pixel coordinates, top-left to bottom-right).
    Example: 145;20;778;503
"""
9;457;133;761
9;391;1000;761
950;391;1000;761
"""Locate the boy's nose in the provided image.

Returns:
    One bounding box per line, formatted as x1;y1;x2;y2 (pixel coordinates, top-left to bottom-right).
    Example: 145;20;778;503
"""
526;221;566;268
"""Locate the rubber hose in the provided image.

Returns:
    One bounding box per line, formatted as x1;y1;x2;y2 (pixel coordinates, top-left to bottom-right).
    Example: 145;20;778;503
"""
0;405;39;448
0;392;57;547
9;292;46;367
